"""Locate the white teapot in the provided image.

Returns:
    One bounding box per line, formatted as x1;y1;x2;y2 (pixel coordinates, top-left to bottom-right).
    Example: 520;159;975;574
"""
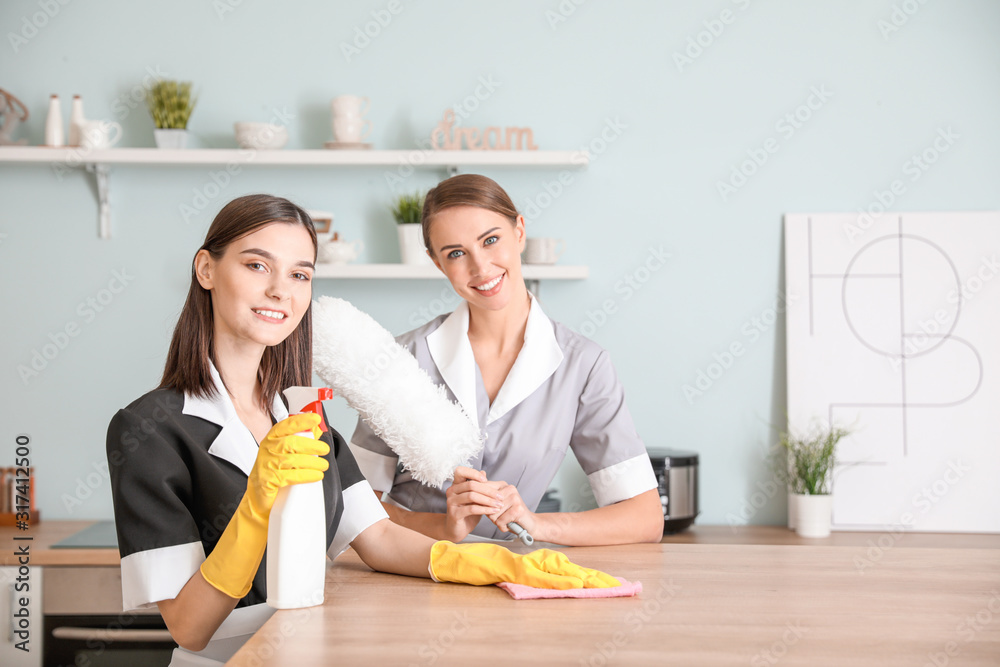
319;233;363;264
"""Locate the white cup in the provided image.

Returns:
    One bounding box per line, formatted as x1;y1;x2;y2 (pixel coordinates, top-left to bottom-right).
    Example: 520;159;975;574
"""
333;116;372;143
331;95;370;118
78;120;122;149
522;238;565;265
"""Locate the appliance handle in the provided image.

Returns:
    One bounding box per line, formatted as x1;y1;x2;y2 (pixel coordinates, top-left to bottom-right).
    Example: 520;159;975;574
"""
7;582;14;643
51;626;175;643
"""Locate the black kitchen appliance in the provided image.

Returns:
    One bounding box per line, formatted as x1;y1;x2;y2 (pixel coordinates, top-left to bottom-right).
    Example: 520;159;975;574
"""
647;449;699;534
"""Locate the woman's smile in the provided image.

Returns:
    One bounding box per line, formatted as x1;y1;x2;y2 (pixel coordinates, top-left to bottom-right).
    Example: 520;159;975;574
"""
251;308;288;323
471;272;505;296
196;222;315;349
428;206;526;312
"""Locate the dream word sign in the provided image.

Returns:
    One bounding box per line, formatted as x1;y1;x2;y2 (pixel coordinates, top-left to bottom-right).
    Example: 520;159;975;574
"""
430;110;538;151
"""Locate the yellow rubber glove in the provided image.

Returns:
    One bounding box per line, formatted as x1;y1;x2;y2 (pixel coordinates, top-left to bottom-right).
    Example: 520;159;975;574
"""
429;541;620;590
200;413;328;599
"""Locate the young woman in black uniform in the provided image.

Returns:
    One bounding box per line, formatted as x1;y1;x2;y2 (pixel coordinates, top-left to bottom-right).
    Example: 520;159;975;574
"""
106;194;618;666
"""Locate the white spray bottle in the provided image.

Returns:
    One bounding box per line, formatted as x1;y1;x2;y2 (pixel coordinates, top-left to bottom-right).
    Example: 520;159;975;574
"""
266;386;332;609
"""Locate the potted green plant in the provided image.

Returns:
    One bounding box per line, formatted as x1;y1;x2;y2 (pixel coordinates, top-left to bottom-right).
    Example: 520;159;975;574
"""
145;79;197;149
774;422;851;538
391;191;431;265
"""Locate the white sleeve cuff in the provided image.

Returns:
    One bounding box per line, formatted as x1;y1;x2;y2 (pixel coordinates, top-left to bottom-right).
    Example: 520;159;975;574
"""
348;442;397;493
587;454;658;507
328;480;389;559
120;541;206;611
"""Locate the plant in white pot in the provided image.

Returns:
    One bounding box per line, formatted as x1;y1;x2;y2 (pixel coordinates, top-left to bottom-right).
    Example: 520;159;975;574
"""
392;191;432;266
774;423;851;538
145;79;197;149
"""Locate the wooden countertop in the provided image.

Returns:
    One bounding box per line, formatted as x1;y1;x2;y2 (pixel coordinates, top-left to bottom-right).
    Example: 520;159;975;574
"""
4;522;999;663
0;521;120;566
2;521;998;566
229;530;1000;666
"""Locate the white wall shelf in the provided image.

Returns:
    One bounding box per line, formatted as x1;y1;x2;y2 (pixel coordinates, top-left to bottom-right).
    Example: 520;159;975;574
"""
314;263;588;280
0;147;589;167
313;263;588;296
0;147;589;238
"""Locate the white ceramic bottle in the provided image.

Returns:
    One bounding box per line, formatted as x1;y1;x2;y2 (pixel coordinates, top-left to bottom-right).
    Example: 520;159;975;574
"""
266;387;333;609
68;95;85;147
45;94;63;147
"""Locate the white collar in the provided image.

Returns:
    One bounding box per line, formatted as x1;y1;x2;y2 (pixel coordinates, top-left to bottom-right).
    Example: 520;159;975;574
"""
426;295;564;426
182;360;288;476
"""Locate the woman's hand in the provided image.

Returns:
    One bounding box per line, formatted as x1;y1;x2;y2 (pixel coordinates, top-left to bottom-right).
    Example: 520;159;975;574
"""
200;413;328;600
443;466;506;542
489;482;538;538
429;541;619;589
244;413;327;517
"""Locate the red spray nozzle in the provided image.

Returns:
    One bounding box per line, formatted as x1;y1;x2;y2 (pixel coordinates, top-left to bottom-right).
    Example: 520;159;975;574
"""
282;387;334;433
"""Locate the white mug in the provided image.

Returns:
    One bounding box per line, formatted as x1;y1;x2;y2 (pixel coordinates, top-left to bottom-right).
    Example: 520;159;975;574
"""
331;95;370;118
78;120;122;149
523;238;565;265
333;116;372;143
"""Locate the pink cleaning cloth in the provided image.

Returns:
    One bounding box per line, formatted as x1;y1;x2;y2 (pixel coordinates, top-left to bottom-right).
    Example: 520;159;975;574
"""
496;578;642;600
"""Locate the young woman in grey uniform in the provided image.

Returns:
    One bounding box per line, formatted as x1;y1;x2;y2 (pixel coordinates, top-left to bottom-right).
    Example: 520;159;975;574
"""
349;175;664;546
107;194;618;666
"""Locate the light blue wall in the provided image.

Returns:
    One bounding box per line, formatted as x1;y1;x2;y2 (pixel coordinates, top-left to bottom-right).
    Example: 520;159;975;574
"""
2;0;998;526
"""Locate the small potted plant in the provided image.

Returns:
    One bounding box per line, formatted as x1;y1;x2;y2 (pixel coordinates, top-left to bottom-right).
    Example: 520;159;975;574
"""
773;421;851;538
145;79;197;149
391;191;431;265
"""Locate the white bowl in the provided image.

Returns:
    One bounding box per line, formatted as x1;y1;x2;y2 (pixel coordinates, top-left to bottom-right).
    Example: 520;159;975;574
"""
318;240;363;264
234;122;288;150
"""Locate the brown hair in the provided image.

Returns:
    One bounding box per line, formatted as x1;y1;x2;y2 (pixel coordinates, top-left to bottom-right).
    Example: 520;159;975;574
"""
159;194;318;411
421;174;519;254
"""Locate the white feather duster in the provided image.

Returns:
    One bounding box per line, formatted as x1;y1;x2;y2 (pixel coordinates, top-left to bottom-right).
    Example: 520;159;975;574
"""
311;296;484;488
